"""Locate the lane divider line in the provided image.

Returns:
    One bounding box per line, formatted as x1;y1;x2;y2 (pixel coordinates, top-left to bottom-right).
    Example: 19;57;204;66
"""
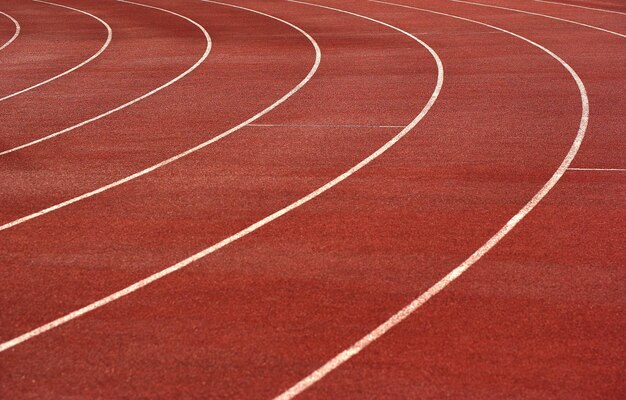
0;0;442;353
0;11;20;51
449;0;626;38
0;1;112;103
534;0;626;17
0;0;210;156
272;1;590;398
0;0;320;233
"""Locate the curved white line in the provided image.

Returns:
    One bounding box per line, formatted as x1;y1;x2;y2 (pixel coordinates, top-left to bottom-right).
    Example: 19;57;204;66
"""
451;0;626;38
534;0;626;16
0;0;320;234
274;1;590;398
0;0;441;352
0;11;20;51
0;0;210;156
0;1;112;103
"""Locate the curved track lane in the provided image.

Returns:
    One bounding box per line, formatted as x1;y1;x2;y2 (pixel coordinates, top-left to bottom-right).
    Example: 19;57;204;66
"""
0;0;112;103
0;0;623;398
275;0;588;397
0;0;323;337
0;0;107;96
0;10;20;51
1;0;596;394
0;0;439;397
0;0;440;350
534;0;626;16
0;0;319;231
451;0;625;37
275;0;623;398
0;0;209;155
0;0;211;155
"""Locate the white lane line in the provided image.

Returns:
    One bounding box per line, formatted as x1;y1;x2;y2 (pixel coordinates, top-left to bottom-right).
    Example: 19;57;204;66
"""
0;1;112;103
249;123;405;128
0;0;319;234
567;167;626;171
274;1;589;398
449;0;626;38
0;11;20;51
0;0;210;156
0;1;442;351
534;0;626;16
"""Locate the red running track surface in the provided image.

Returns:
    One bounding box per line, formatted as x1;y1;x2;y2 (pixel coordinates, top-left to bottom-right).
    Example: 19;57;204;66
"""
0;0;624;398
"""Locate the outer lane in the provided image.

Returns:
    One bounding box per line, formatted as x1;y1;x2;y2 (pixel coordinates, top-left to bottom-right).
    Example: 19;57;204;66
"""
279;0;624;398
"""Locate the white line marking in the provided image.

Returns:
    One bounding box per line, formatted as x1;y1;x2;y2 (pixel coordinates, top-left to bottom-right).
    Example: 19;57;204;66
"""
0;0;443;352
273;1;590;398
534;0;626;16
0;11;20;51
0;1;112;103
249;123;405;128
0;0;320;233
449;0;626;38
567;167;626;171
0;0;209;156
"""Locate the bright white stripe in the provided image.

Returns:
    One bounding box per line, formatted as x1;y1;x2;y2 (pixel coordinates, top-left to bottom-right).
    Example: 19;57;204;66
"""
0;11;20;51
0;0;320;234
449;0;626;38
0;1;112;104
274;1;590;398
534;0;626;16
567;167;625;171
0;0;210;156
0;1;442;351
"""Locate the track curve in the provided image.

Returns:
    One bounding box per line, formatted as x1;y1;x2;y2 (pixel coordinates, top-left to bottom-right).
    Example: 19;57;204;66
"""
0;10;19;51
0;0;211;156
0;1;112;103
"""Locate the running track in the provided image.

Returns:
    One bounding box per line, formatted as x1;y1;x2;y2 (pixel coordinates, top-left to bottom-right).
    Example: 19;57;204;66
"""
0;0;624;398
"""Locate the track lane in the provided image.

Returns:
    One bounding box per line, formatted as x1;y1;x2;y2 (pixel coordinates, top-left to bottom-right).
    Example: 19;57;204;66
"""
0;0;106;97
448;0;625;172
0;0;322;337
333;169;624;399
0;0;206;152
0;0;591;398
0;0;211;155
1;0;440;397
0;0;318;232
275;0;624;398
534;0;626;16
0;0;207;155
0;0;112;103
466;0;626;36
274;0;588;397
1;0;440;351
0;10;20;51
